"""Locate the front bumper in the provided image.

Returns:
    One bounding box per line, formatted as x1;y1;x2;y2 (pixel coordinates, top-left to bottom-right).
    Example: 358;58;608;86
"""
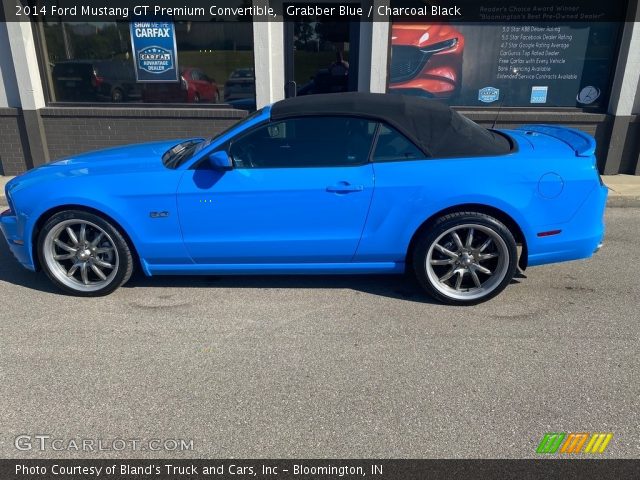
0;211;35;271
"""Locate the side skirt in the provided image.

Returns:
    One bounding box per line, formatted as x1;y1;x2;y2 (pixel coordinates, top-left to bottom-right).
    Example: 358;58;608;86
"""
143;262;405;276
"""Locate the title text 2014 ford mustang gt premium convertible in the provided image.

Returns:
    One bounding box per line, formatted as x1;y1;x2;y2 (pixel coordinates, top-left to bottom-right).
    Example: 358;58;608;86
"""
0;93;607;305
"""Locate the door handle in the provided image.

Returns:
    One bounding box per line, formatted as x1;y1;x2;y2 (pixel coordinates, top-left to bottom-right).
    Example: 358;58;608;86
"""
326;183;364;193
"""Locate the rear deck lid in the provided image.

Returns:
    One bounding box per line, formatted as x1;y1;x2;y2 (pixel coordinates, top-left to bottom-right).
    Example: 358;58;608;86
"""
517;125;596;157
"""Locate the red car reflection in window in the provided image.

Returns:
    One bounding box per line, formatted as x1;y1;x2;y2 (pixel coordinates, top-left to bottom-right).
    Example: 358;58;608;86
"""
142;68;220;104
389;24;464;99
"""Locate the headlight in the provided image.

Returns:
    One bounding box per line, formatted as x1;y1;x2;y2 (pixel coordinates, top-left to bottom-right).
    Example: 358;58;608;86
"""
420;38;458;54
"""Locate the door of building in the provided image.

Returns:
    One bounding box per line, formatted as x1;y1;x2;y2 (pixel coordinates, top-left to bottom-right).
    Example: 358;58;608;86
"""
284;8;361;98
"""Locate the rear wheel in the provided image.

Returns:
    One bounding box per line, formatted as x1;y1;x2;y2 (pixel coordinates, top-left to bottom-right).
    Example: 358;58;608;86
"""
37;210;133;296
412;212;518;305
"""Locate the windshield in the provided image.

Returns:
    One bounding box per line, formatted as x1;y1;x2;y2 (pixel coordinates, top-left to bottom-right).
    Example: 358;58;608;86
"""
162;139;205;169
163;108;265;169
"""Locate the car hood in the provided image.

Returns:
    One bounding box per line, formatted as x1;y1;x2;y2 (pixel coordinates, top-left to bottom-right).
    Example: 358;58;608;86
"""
391;24;461;48
49;139;188;170
6;139;191;198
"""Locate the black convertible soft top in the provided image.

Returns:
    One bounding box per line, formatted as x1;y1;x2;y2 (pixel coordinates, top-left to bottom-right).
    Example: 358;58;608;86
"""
270;93;512;157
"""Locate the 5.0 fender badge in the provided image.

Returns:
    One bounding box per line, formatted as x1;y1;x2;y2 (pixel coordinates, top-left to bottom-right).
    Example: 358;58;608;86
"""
149;211;170;218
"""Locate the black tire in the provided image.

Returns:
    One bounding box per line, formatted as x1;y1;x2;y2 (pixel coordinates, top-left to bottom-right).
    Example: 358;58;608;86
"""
37;210;134;296
193;92;201;103
111;88;124;102
412;212;518;305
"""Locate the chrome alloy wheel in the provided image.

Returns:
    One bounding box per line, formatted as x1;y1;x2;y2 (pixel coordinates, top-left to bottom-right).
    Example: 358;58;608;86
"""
42;219;120;292
426;223;510;301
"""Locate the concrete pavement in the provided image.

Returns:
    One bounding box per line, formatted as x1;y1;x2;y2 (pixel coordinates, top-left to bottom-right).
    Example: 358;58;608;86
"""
2;174;640;208
604;174;640;207
0;208;638;458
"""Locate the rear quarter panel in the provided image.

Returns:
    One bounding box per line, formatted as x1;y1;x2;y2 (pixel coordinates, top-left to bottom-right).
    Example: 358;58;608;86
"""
356;135;601;263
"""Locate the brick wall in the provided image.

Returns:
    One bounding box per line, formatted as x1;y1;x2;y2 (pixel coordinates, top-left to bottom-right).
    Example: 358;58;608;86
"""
41;107;247;161
0;109;29;176
1;106;637;175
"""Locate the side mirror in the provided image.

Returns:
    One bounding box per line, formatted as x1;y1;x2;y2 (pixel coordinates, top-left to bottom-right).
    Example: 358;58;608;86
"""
207;151;233;171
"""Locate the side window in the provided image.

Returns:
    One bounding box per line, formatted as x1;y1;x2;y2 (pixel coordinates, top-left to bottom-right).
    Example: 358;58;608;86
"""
373;125;425;162
229;117;376;168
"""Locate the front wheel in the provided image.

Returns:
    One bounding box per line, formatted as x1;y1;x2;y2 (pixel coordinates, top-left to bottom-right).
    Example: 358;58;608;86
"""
37;210;134;296
413;212;518;305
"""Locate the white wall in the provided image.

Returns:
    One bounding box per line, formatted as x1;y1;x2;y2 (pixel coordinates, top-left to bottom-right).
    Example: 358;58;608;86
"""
632;22;640;115
609;17;640;116
369;12;390;93
0;21;21;108
357;0;390;93
4;17;46;110
253;18;285;108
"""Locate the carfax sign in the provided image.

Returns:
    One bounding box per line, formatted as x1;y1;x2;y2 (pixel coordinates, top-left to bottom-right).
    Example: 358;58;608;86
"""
129;20;179;82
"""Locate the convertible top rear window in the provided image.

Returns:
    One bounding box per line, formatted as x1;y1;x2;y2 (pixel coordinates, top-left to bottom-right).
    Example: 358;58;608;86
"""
441;112;513;157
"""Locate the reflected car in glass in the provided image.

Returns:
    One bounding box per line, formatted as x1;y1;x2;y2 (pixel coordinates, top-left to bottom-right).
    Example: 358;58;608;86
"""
0;93;607;304
224;68;255;102
142;68;220;103
389;24;464;99
52;60;141;103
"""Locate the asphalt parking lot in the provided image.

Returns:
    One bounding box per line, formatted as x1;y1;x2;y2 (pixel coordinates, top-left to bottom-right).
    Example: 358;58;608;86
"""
0;208;638;459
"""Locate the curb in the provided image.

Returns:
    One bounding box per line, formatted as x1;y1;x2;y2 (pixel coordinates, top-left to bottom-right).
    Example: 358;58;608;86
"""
606;196;640;208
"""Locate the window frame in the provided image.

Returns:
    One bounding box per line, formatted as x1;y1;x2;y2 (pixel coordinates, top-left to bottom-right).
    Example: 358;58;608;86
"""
369;123;430;164
226;115;382;170
200;113;518;171
31;19;258;108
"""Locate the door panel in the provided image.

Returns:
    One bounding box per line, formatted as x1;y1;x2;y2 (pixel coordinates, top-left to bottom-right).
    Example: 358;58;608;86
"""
176;165;374;264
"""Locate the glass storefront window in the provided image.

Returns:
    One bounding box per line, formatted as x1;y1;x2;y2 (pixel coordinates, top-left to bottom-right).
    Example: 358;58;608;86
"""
387;21;622;111
283;7;362;99
291;20;356;96
37;19;255;109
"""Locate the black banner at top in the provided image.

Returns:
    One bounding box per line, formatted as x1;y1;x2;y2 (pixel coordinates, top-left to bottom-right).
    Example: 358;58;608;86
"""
1;0;636;22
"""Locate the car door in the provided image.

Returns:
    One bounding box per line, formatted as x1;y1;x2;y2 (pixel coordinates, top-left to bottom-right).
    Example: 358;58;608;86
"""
176;116;376;264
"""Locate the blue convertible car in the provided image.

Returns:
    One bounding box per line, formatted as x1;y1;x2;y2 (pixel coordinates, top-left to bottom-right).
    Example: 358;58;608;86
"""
1;93;607;304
